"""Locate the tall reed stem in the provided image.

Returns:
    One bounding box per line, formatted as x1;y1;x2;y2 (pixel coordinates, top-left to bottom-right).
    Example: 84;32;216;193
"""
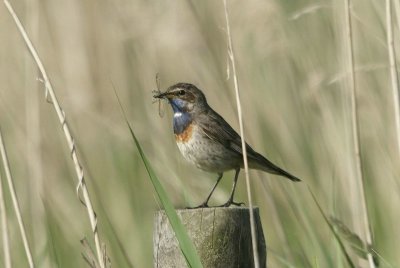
344;0;375;267
0;129;34;267
3;1;105;267
0;144;11;268
223;1;260;267
386;0;400;156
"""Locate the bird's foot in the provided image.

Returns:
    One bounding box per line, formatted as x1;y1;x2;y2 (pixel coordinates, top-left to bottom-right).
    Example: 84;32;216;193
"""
186;202;209;209
218;199;245;207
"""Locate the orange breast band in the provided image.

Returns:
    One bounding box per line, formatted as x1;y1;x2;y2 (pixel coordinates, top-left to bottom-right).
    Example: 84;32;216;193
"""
175;123;194;143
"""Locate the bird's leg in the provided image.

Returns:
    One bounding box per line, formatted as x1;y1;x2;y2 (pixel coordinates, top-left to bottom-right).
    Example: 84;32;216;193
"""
187;173;224;209
219;168;244;207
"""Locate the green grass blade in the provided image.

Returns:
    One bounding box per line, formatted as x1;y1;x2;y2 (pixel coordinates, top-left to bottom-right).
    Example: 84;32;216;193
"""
329;217;380;267
129;125;203;267
308;187;355;268
113;88;203;268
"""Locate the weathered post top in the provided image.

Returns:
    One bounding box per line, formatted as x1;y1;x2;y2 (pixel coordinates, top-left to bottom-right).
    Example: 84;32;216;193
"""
154;207;266;268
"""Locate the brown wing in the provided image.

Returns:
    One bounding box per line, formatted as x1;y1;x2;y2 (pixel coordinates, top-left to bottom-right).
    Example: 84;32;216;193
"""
197;108;257;156
197;108;300;182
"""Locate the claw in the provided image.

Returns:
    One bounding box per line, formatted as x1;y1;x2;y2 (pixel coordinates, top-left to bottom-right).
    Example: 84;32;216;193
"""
231;201;245;207
186;202;209;209
218;200;245;207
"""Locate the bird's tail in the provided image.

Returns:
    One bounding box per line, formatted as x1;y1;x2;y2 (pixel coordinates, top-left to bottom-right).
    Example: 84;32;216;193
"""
249;153;301;182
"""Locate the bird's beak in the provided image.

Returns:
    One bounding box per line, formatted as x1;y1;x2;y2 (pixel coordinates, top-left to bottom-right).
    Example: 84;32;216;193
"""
153;91;171;99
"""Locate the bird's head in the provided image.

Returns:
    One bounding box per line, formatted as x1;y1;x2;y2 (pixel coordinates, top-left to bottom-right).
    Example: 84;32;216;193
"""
153;83;208;113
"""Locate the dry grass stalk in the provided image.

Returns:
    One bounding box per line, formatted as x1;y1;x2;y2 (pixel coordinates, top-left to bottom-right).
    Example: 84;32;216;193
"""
393;0;400;36
0;129;34;267
3;1;106;267
386;0;400;155
344;0;376;267
223;1;260;267
0;158;11;268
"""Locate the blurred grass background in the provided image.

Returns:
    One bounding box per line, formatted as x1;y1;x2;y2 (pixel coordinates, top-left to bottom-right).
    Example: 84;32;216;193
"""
0;0;399;267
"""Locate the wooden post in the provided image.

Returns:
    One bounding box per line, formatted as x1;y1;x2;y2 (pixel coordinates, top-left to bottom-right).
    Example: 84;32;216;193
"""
153;207;266;268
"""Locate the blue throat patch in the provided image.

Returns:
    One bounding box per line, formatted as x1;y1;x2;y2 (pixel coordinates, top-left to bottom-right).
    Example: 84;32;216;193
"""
170;99;192;134
173;112;192;134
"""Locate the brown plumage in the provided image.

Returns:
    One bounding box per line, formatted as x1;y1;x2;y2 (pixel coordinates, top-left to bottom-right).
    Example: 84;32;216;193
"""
154;83;300;208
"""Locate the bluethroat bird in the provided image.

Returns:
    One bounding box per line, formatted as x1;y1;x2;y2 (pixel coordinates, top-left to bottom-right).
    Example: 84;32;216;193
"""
154;83;300;208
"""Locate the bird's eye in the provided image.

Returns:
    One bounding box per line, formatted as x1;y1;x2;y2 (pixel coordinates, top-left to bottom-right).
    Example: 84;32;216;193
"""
178;90;185;96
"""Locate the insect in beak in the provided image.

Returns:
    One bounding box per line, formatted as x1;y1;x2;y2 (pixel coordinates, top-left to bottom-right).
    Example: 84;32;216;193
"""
153;91;169;99
152;73;165;117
